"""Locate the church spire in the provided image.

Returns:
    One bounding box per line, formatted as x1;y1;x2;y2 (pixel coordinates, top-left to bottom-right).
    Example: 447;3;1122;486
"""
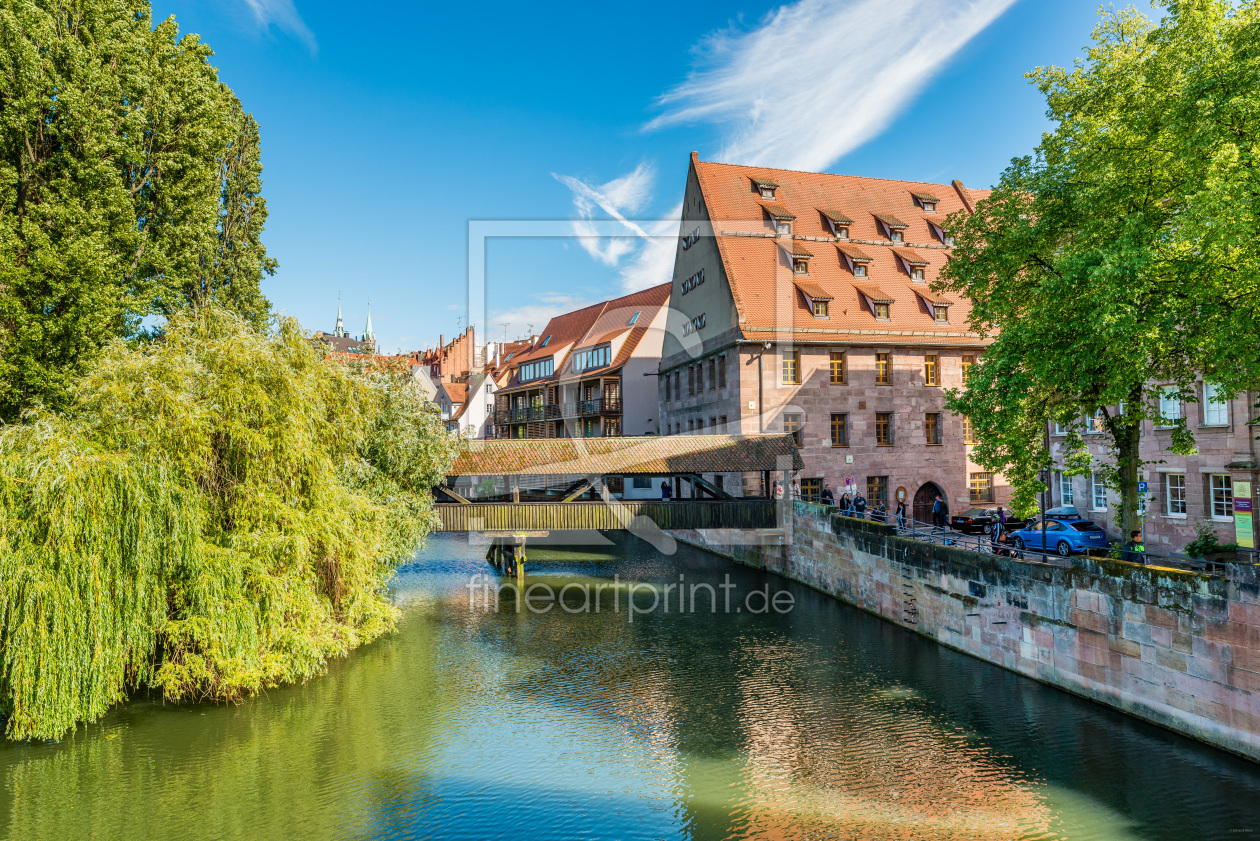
334;295;346;338
363;303;374;343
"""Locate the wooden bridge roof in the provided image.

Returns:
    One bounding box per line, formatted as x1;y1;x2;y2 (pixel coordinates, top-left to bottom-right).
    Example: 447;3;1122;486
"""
448;434;803;477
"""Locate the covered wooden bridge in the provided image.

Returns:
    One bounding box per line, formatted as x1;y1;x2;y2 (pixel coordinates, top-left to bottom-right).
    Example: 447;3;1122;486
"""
435;433;802;533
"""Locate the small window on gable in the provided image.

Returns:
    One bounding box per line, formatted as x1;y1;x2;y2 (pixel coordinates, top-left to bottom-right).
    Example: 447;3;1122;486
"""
922;201;936;212
854;263;867;277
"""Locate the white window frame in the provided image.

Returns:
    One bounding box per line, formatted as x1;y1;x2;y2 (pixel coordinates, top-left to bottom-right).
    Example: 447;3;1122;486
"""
1157;387;1181;426
1204;382;1228;426
1059;472;1074;505
1210;474;1234;520
1165;472;1186;517
1091;472;1107;511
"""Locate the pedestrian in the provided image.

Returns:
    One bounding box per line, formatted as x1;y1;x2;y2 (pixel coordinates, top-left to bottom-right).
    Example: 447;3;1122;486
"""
821;484;834;505
873;502;886;522
839;494;851;516
773;480;783;500
791;480;801;500
895;499;907;528
1122;529;1145;564
854;493;867;518
931;495;944;529
661;480;672;502
996;505;1006;525
990;519;1002;552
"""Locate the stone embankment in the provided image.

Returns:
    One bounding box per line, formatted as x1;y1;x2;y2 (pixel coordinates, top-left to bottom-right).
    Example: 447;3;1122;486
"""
672;501;1260;762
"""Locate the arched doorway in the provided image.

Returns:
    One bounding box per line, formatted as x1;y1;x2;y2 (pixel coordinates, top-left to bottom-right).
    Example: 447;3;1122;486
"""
913;482;945;525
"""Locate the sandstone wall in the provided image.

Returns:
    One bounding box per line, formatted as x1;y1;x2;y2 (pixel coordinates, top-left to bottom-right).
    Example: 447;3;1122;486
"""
672;501;1260;761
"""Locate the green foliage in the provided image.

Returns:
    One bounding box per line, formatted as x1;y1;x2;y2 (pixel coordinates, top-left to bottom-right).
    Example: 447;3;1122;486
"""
0;308;457;740
0;0;275;419
1183;521;1240;558
937;0;1260;526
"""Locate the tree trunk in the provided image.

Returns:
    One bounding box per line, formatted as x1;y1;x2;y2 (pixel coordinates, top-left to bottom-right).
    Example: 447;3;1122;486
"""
1111;385;1145;540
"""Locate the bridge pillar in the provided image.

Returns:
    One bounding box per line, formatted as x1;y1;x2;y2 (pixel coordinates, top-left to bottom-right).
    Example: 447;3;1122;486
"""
487;534;528;578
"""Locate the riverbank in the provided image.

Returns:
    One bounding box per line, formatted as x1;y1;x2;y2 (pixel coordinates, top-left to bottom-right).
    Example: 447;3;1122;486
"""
671;501;1260;763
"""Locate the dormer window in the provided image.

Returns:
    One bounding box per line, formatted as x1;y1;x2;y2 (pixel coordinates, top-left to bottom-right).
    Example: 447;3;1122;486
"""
854;264;867;277
874;213;909;243
912;192;941;213
795;280;832;319
821;209;854;239
766;203;796;237
813;299;829;317
794;259;808;275
777;221;792;236
933;304;948;323
911;266;925;280
837;226;849;239
874;302;890;319
754;178;779;200
891;229;904;243
789;246;813;275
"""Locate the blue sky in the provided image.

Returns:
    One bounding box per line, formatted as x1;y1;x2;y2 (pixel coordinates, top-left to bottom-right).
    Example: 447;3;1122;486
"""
155;0;1158;354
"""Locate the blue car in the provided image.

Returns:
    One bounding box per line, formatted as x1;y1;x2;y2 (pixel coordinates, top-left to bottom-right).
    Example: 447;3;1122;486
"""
1011;518;1109;556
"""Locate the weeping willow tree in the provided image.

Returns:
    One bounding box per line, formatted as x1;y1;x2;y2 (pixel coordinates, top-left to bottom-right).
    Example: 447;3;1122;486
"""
0;308;457;740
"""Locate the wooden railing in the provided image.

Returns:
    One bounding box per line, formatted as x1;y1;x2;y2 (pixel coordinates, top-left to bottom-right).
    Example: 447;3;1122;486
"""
434;499;777;532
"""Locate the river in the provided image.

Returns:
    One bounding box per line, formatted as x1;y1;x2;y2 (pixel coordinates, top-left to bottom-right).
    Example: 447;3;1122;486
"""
3;533;1259;840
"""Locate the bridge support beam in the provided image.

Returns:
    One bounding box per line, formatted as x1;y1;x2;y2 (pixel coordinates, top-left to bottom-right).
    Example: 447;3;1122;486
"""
486;533;536;578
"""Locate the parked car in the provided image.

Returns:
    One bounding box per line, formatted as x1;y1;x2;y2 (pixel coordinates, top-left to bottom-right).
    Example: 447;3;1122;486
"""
1011;518;1109;556
950;508;998;534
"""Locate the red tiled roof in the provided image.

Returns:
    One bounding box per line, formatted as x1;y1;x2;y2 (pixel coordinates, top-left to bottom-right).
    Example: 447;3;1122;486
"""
911;191;942;204
892;247;930;266
873;212;909;230
794;280;833;301
820;209;854;225
448;433;803;476
914;287;954;306
690;156;986;346
855;283;896;304
761;203;797;220
442;381;468;404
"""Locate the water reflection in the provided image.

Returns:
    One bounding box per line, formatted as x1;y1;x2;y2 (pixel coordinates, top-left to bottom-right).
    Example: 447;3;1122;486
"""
1;533;1258;840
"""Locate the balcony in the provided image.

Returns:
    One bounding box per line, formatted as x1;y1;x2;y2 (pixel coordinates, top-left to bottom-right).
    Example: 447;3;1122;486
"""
495;398;621;424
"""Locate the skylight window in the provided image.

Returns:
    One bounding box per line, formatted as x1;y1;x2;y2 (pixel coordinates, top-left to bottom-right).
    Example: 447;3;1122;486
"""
628;311;639;325
540;335;550;347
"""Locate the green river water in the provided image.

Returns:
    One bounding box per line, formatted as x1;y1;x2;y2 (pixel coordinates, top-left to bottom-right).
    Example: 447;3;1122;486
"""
2;532;1259;840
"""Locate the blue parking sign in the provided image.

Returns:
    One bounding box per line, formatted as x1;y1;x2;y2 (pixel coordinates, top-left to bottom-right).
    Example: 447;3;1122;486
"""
1138;481;1148;493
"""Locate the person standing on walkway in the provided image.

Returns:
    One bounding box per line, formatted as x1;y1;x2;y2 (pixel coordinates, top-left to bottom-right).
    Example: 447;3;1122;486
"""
854;493;867;518
932;495;944;529
821;484;834;505
896;499;907;528
791;480;801;500
1122;530;1145;564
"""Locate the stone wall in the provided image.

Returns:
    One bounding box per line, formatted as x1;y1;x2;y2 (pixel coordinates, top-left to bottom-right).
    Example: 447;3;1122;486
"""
672;501;1260;762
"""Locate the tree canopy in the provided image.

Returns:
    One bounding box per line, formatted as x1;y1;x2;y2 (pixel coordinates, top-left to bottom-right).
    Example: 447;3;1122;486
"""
937;0;1260;530
0;0;274;418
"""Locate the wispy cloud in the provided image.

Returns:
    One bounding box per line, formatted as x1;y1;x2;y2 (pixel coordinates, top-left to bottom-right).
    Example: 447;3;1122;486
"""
555;0;1014;294
487;293;596;345
239;0;316;53
647;0;1016;171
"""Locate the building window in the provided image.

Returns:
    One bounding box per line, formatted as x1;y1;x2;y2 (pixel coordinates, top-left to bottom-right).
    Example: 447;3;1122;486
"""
831;413;848;447
633;477;653;489
1204;382;1228;425
782;350;800;384
873;302;890;319
911;267;926;281
970;472;994;503
925;412;941;444
961;354;974;386
922;201;936;212
519;357;554;382
923;354;938;386
776;221;792;237
605;418;621;437
829;351;846;385
1211;475;1234;519
932;304;948;323
962;416;977;444
875;412;894;446
875;352;891;385
1158;387;1181;425
718;415;727;431
1092;472;1107;510
891;229;904;243
1060;472;1075;505
794;259;809;275
1162;473;1185;515
664;374;671;402
867;476;889;508
836;226;850;239
717;355;726;388
801;478;822;503
1088;410;1105;434
708;416;717;433
783;413;802;447
688;366;695;396
854;263;867;277
572;344;611;372
813;299;829;317
760;186;775;200
688;419;695;432
707;358;716;391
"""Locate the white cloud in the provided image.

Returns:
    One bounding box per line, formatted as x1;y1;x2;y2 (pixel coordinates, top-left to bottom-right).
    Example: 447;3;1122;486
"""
647;0;1017;171
487;293;596;345
552;164;655;266
239;0;316;53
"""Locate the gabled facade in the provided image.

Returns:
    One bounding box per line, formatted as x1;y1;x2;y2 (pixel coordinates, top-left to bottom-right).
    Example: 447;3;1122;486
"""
659;153;1004;516
493;283;671;439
